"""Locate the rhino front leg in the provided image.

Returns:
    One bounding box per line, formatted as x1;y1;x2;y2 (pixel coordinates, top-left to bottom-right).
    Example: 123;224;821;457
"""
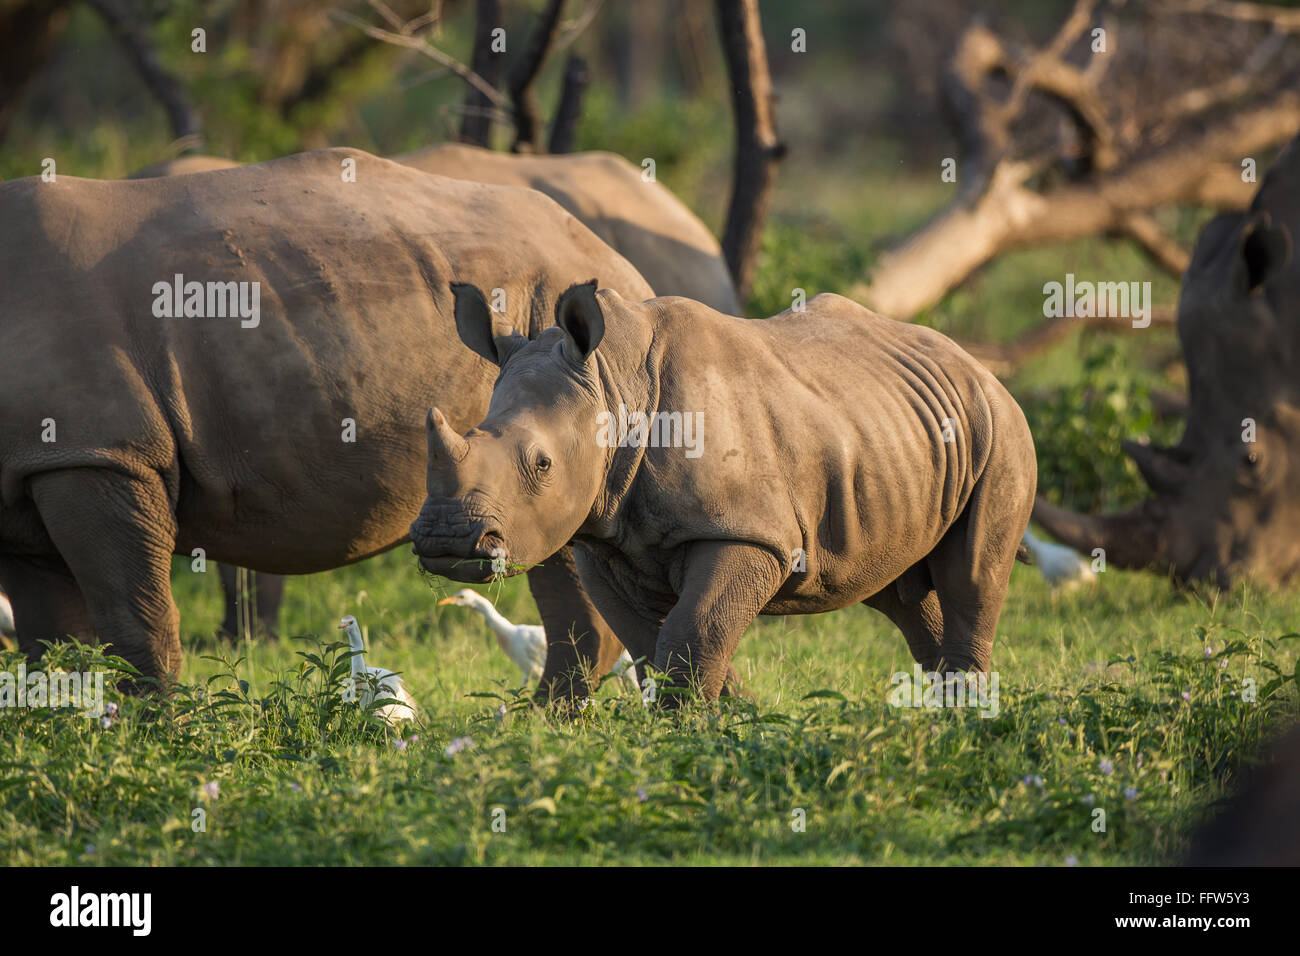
526;544;627;703
29;469;182;685
654;541;785;703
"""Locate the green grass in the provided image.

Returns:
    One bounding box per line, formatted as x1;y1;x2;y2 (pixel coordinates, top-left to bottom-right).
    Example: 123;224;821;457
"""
2;552;1296;866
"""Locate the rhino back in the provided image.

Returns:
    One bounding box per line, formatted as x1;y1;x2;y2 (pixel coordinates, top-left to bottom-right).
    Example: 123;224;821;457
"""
0;148;652;570
618;293;1017;608
394;144;741;314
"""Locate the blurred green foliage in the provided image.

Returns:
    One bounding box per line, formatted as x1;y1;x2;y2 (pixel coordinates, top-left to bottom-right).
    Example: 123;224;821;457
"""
1022;340;1182;513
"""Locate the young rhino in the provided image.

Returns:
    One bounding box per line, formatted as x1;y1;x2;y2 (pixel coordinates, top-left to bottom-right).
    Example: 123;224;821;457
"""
410;282;1037;701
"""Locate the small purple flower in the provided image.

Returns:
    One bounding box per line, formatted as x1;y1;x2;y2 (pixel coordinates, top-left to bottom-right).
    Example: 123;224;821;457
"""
636;787;648;802
1065;855;1078;867
1058;717;1067;725
1032;775;1044;788
1022;775;1033;785
201;781;220;800
290;782;302;792
1219;659;1229;670
101;716;113;729
1181;691;1191;701
84;844;95;855
105;702;118;716
444;736;474;758
393;738;408;751
1099;759;1114;775
1124;788;1138;801
577;698;591;712
496;704;507;719
407;735;420;745
1083;794;1095;806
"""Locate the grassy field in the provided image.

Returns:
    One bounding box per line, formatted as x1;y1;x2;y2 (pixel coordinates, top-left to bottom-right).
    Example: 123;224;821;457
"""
2;552;1296;866
4;28;1296;865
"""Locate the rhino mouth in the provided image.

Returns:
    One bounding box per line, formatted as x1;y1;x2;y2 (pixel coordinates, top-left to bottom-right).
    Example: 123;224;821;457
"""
410;505;513;582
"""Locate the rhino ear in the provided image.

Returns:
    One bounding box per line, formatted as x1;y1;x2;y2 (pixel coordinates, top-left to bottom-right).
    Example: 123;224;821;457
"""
555;279;605;364
450;282;528;366
1239;214;1292;293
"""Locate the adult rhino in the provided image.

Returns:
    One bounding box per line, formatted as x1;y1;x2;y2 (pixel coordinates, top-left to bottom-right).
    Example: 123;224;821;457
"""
0;147;654;693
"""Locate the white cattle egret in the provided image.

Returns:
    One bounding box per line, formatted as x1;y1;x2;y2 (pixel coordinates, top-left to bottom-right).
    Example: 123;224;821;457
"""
438;589;640;693
1021;527;1098;592
0;590;13;634
338;615;416;725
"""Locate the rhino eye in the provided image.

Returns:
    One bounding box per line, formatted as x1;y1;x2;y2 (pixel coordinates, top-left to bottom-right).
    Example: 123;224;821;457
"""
536;454;552;473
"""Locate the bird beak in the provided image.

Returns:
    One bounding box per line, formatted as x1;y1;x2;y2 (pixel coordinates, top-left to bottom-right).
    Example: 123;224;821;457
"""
437;597;456;606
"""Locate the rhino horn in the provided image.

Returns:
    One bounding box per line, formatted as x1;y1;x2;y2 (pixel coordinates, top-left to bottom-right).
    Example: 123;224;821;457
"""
1030;496;1168;572
426;407;469;466
1121;439;1192;496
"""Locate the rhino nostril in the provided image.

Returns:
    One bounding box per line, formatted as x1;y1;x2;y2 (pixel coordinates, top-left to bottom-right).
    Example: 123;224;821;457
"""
476;531;505;559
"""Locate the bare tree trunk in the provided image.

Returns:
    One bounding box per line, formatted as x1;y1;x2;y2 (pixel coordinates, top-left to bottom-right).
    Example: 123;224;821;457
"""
87;0;203;150
0;0;72;146
716;0;785;303
548;54;589;154
507;0;565;153
461;0;504;147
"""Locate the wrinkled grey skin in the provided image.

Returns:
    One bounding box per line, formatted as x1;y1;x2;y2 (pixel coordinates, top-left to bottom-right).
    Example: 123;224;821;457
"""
412;282;1037;700
0;148;653;688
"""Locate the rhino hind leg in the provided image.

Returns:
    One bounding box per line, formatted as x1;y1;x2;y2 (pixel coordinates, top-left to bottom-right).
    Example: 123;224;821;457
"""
926;473;1033;674
863;581;944;671
0;552;96;661
29;469;182;686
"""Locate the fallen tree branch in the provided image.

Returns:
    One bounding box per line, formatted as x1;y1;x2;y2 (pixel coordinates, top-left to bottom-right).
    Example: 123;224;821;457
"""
955;306;1177;376
857;88;1300;318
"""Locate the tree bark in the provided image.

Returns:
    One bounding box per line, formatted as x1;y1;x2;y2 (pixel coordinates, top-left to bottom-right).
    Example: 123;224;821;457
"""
461;0;504;147
507;0;566;153
87;0;203;149
716;0;785;303
548;54;589;154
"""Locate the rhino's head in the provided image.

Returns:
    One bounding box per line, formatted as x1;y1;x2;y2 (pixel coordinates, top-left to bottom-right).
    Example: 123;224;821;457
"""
1034;142;1300;586
409;280;615;582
